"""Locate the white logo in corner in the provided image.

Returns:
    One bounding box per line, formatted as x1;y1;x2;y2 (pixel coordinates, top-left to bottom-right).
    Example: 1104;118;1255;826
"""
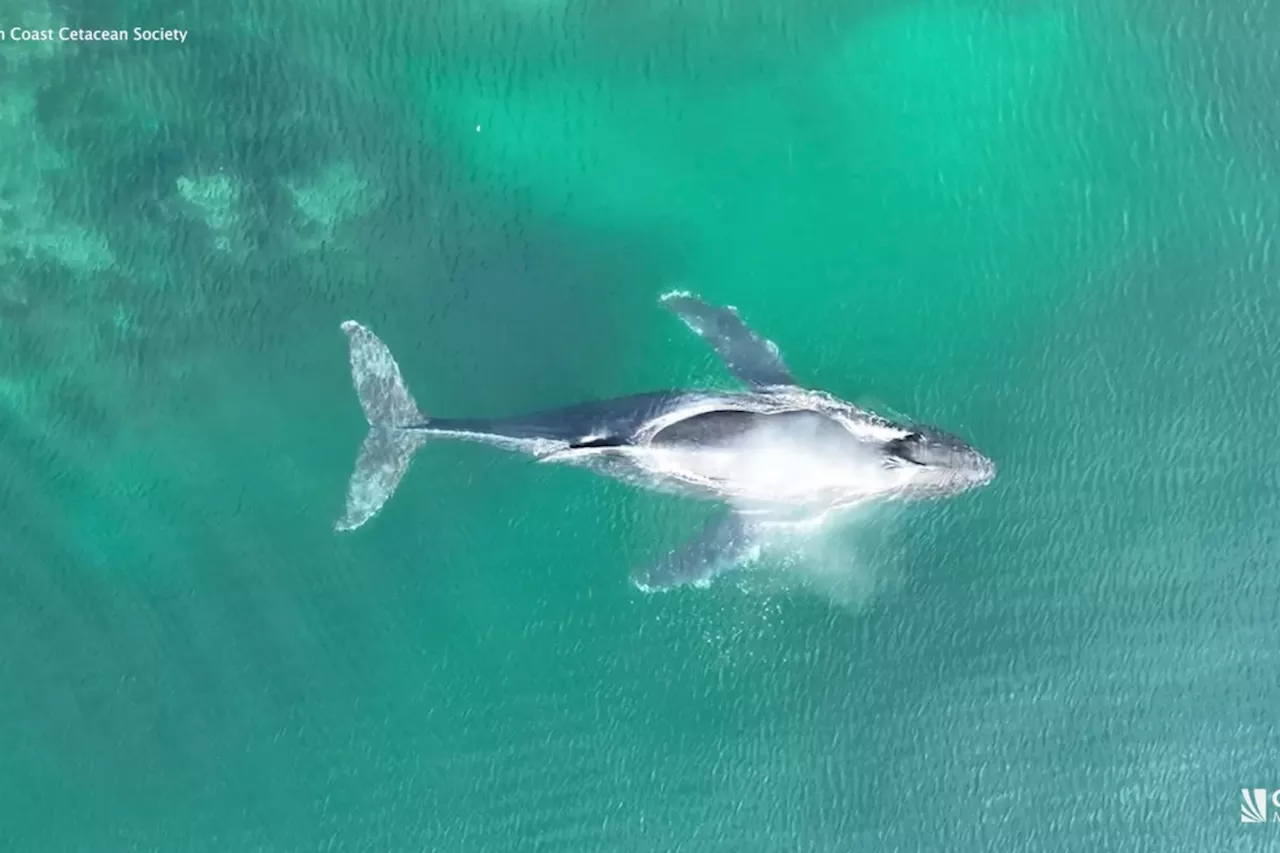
1242;788;1273;823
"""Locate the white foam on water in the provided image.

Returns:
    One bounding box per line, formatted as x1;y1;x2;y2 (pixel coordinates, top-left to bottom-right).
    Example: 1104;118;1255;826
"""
732;502;908;612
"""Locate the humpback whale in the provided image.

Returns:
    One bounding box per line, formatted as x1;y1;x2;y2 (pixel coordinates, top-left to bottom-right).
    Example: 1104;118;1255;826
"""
335;292;995;591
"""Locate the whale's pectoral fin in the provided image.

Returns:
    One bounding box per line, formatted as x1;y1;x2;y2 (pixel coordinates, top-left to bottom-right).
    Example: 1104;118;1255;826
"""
661;290;795;388
632;509;758;592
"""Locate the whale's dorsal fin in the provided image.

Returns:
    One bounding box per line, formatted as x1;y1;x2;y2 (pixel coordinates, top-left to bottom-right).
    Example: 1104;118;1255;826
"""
661;291;796;388
632;508;758;592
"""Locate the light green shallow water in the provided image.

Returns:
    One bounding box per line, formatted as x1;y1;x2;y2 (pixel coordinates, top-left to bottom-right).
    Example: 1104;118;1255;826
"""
2;0;1278;850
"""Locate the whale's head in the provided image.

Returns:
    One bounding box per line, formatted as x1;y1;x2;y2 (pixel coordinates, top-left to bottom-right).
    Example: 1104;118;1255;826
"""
886;426;995;496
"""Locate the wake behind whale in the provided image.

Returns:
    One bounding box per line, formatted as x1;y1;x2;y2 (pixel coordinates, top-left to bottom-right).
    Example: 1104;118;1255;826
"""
334;291;995;591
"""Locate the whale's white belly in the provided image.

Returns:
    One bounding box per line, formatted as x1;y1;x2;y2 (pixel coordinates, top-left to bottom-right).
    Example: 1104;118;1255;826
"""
638;430;914;505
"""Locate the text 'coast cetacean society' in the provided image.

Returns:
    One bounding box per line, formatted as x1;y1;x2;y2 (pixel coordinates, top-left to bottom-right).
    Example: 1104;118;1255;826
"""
2;27;188;42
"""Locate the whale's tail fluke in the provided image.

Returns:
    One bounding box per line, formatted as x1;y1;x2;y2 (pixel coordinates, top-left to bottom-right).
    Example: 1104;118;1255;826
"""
335;321;429;532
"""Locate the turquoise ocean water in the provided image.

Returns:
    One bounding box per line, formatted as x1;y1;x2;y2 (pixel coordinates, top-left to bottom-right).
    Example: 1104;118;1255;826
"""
2;0;1278;850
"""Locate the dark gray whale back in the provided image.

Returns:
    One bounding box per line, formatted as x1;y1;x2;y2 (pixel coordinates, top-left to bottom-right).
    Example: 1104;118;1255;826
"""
651;409;863;451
